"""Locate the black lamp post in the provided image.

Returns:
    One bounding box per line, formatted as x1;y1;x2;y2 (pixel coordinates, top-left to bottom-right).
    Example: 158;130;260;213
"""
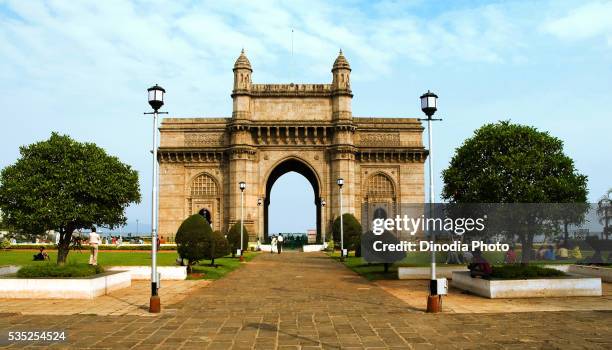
321;199;326;244
257;198;263;243
337;178;345;261
239;181;246;261
419;90;443;313
145;84;167;314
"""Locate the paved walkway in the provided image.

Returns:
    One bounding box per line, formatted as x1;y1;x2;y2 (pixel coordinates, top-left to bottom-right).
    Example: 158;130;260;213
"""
0;280;210;316
1;252;611;349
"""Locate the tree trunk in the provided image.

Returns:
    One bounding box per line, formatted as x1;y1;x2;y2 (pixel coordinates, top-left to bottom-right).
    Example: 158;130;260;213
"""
383;263;389;273
519;234;531;264
56;227;73;265
564;222;569;243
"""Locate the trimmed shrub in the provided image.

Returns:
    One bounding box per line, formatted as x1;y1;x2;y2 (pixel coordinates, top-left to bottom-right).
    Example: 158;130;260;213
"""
227;221;250;257
205;231;230;266
0;238;10;249
490;265;566;280
332;214;362;256
7;243;177;251
175;214;213;270
17;263;104;278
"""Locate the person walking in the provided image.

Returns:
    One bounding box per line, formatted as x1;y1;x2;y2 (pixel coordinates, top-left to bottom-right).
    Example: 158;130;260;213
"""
277;234;284;254
88;227;100;266
271;235;277;254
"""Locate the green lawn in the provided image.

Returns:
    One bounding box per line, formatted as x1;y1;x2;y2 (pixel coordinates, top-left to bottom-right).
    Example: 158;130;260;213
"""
0;249;259;280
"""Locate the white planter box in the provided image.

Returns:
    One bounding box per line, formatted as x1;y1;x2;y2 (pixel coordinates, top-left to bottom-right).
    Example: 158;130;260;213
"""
451;271;602;298
0;271;131;299
106;266;187;280
302;244;325;252
398;266;469;280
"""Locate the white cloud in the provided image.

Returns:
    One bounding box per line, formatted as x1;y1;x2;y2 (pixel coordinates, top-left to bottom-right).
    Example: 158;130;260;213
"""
542;1;612;45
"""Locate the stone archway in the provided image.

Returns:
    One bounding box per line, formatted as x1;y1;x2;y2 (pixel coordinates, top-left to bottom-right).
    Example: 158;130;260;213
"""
263;158;322;243
157;50;427;242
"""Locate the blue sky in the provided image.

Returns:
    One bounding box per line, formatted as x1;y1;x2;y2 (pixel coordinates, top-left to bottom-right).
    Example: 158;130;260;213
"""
0;0;611;234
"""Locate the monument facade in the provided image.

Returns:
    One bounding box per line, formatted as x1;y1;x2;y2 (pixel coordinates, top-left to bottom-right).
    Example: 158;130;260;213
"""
158;50;427;242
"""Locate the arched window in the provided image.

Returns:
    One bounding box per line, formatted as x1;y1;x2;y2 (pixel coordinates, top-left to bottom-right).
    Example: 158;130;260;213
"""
191;174;218;197
367;173;395;198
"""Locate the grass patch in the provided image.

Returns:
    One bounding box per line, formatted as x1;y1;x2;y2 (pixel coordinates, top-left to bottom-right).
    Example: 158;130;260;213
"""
0;250;181;266
187;252;258;280
489;265;566;280
16;263;104;278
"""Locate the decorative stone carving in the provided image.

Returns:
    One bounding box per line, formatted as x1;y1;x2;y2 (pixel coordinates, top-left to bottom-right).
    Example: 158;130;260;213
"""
184;132;224;147
360;133;400;146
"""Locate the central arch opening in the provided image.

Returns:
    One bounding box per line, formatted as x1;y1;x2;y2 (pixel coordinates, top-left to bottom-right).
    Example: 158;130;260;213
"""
264;158;321;244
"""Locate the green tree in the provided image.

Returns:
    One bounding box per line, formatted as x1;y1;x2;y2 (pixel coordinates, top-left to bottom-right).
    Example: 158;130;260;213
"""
441;121;588;262
175;214;212;271
0;133;140;264
206;230;230;266
227;221;249;257
332;213;362;256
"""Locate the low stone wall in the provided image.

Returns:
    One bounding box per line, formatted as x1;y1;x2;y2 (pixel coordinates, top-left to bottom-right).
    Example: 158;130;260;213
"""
451;271;602;298
0;271;131;299
106;266;187;280
398;266;469;280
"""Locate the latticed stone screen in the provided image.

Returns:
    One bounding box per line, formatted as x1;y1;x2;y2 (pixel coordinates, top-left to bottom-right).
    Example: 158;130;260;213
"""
367;174;394;198
191;174;218;196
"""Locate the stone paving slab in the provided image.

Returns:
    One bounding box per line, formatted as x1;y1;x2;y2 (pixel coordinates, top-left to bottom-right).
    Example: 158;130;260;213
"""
0;252;611;349
0;280;210;316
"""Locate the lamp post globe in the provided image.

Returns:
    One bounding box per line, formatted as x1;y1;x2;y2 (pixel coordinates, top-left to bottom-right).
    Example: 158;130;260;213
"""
147;84;165;112
239;181;246;191
337;178;344;188
420;90;438;118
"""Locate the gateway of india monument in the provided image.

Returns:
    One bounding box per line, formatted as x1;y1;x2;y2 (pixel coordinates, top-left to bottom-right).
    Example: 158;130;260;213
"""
158;50;427;242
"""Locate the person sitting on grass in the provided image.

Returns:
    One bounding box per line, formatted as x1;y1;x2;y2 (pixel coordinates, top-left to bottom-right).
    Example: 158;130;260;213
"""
556;243;569;260
544;245;556;261
571;245;582;260
33;246;50;261
468;249;492;278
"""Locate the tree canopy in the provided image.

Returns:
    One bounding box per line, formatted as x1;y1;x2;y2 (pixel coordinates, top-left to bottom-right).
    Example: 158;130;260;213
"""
0;132;141;263
441;121;588;262
227;221;249;257
175;214;212;269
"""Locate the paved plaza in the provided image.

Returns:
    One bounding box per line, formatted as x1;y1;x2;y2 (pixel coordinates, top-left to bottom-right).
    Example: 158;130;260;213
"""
1;252;611;349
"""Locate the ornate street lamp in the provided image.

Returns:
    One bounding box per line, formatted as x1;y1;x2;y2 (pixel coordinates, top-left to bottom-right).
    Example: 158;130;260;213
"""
337;178;345;261
145;84;167;313
239;181;246;261
419;90;443;313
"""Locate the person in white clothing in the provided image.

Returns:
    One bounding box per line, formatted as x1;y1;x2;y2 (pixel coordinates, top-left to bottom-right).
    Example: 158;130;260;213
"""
271;236;277;254
88;227;100;265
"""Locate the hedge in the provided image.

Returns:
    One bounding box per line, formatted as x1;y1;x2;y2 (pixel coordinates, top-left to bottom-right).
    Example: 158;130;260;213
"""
6;244;177;251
